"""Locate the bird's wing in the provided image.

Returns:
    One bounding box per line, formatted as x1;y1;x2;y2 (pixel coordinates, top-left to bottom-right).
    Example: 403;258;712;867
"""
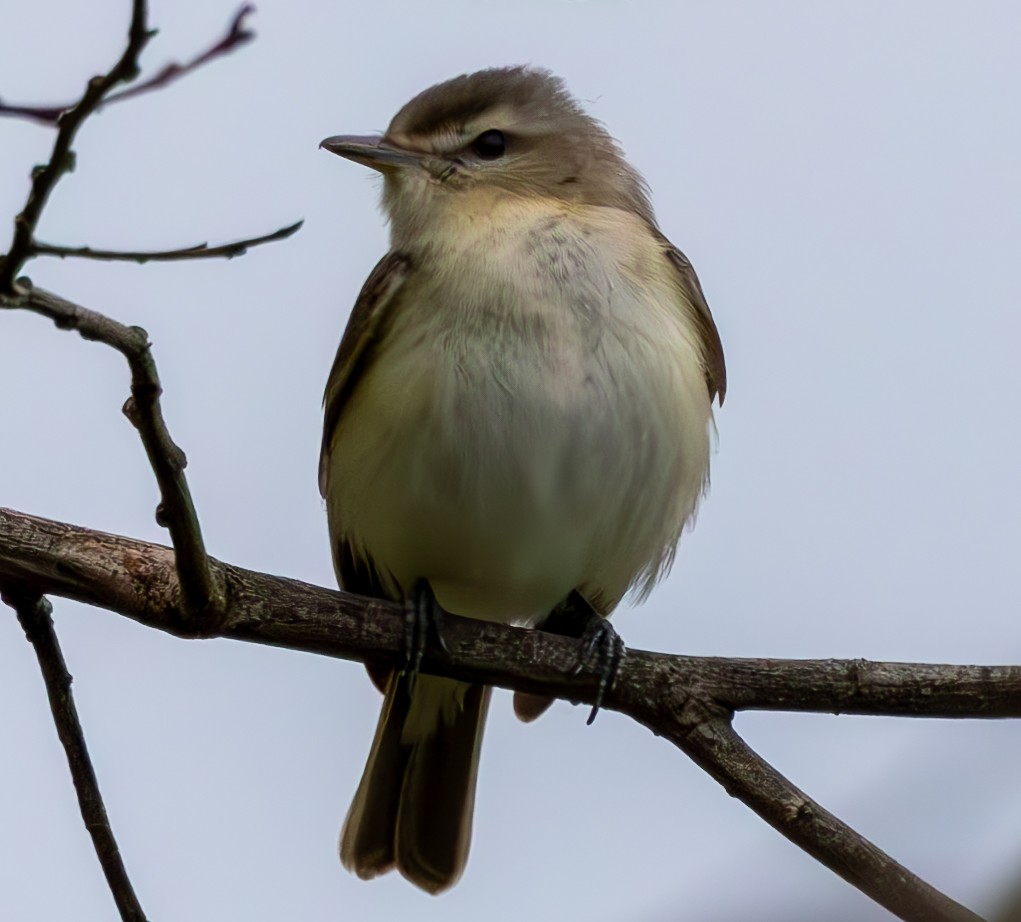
319;250;411;609
319;250;411;498
661;241;727;406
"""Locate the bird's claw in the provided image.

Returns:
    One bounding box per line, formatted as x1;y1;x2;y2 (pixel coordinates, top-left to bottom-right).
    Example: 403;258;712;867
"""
403;579;449;687
574;616;625;725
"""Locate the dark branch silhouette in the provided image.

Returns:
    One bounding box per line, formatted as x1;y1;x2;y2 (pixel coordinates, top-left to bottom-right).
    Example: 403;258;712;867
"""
0;0;298;297
648;713;983;922
0;5;255;126
2;586;149;922
0;0;151;293
32;219;304;264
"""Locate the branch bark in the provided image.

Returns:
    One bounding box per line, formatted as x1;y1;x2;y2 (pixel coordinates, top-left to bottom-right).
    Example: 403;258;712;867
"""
0;505;999;921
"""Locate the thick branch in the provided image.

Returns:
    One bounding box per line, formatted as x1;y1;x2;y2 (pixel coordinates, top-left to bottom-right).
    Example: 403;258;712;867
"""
659;653;1021;719
0;286;223;620
4;507;1019;719
0;506;1003;920
2;587;148;922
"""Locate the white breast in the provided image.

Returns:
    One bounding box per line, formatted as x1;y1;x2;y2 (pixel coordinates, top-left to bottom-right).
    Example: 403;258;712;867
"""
326;195;712;625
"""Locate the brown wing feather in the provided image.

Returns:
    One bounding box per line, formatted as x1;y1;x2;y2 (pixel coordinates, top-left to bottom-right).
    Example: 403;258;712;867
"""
321;251;411;690
319;250;412;498
320;249;410;618
660;240;727;406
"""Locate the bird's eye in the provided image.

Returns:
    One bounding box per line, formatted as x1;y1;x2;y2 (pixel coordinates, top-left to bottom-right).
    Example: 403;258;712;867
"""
470;129;506;160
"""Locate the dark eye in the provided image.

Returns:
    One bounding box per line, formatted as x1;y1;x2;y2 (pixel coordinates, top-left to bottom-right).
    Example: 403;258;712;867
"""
471;129;506;160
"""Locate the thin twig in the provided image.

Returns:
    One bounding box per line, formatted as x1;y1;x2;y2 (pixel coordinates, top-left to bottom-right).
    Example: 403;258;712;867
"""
0;4;255;127
1;586;149;922
0;287;223;621
32;219;303;264
0;506;999;919
100;4;255;108
0;0;150;292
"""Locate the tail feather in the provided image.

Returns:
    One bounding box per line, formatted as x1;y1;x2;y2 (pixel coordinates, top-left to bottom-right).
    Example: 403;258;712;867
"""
340;672;491;894
339;671;411;879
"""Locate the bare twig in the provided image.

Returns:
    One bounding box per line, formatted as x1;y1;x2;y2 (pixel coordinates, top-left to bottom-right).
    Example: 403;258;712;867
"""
615;665;986;922
98;4;255;108
0;4;255;127
32;219;303;264
0;506;999;920
1;586;149;922
0;286;223;621
0;3;288;290
0;0;150;292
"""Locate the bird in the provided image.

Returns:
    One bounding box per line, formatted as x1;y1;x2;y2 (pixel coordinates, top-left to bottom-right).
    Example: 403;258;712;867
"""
318;65;725;894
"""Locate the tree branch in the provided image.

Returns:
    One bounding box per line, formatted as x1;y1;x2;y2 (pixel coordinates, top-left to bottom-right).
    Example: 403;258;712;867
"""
0;2;295;291
0;5;1001;920
1;586;149;922
0;0;150;293
0;5;255;126
0;0;298;621
0;285;223;621
661;653;1021;719
669;716;982;922
31;220;304;264
0;505;1000;921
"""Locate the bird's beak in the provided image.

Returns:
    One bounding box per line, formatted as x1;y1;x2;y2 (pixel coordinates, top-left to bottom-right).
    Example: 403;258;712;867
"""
320;134;425;172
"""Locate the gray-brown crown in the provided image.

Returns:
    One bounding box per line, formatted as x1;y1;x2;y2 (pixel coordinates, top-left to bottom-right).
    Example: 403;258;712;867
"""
384;67;655;223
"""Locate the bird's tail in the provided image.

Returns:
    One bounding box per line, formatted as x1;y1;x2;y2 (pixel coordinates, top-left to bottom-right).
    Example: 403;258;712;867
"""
340;671;491;894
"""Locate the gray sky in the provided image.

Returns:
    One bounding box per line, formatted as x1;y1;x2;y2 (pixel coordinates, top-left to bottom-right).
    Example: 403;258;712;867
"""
2;1;1021;919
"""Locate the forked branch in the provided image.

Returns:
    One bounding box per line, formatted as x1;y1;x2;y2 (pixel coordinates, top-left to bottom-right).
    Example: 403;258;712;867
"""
0;5;255;127
0;2;1001;921
0;506;999;922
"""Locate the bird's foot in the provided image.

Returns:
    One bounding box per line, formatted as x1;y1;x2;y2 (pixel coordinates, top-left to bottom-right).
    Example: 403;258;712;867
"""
403;579;448;686
541;591;625;724
574;615;625;725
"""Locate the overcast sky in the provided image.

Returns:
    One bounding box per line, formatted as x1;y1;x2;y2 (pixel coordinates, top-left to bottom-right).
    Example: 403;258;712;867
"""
2;1;1021;920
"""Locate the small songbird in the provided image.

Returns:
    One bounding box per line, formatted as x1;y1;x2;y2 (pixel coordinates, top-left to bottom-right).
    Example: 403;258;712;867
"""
319;66;725;894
